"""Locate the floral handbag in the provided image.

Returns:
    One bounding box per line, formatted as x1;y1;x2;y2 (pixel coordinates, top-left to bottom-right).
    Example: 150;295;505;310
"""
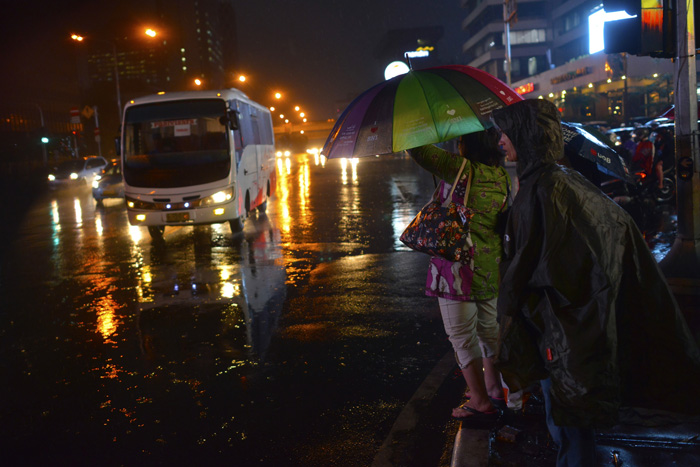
400;159;475;264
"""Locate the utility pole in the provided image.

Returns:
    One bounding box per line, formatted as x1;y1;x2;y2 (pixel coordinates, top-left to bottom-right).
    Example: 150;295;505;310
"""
94;106;103;159
503;0;518;87
34;103;48;165
112;43;123;121
660;0;700;282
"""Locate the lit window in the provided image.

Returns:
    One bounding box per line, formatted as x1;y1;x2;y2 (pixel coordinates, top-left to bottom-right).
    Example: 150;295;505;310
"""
528;57;537;76
505;29;546;46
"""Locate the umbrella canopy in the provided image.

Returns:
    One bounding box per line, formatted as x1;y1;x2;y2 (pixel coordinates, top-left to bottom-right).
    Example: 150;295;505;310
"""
561;122;632;182
657;101;700;120
322;65;523;159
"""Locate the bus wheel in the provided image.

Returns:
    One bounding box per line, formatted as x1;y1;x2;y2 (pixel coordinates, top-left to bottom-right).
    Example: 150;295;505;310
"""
257;201;267;214
266;179;271;197
245;191;251;217
229;218;244;233
148;225;165;240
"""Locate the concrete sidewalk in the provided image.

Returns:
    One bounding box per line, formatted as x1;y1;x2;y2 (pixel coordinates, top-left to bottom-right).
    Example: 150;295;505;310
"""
449;284;700;466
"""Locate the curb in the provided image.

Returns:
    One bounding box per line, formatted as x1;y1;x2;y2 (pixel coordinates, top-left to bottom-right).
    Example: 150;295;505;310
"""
372;350;456;467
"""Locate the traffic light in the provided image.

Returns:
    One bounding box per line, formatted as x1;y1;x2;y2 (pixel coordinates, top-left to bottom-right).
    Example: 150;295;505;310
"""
603;0;675;58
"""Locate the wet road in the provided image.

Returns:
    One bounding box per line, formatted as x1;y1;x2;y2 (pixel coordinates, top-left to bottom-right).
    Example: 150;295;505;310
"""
0;154;456;466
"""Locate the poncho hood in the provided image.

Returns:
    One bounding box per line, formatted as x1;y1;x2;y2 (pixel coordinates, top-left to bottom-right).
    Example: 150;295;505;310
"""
492;99;564;179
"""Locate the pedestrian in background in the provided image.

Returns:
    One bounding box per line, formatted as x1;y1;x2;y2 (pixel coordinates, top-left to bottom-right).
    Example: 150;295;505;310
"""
492;99;700;466
651;126;674;189
632;127;655;175
407;128;511;421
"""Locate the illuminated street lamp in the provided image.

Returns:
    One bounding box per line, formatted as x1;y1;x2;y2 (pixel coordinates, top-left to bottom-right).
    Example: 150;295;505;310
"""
274;92;282;100
194;78;203;86
238;75;246;83
70;29;158;120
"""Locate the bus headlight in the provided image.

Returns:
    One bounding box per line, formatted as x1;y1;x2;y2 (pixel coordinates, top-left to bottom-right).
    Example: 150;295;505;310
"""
202;188;233;206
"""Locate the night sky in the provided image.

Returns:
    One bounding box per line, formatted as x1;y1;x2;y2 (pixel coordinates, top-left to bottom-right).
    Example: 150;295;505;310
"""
233;0;465;118
1;1;465;120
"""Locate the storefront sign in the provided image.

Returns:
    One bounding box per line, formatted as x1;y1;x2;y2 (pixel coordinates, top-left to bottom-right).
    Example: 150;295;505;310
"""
515;82;535;94
551;67;593;84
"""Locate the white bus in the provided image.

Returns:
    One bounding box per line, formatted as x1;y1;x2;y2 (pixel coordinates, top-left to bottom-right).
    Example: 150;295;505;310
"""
121;89;276;239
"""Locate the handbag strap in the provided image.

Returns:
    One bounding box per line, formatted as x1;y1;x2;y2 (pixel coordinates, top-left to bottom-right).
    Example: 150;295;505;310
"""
443;158;471;208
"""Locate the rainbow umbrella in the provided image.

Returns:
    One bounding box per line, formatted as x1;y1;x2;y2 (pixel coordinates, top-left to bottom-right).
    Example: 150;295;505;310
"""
322;65;523;159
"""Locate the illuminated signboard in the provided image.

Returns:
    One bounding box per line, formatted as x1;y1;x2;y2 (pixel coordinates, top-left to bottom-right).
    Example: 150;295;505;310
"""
551;67;593;85
589;8;637;54
385;61;410;80
515;82;535;94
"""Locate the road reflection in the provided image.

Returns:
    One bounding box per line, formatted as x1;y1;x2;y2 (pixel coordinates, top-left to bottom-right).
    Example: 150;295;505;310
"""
128;222;286;375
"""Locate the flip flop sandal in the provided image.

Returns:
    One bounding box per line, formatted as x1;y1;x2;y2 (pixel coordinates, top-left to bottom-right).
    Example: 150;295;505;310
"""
452;403;499;422
462;394;507;411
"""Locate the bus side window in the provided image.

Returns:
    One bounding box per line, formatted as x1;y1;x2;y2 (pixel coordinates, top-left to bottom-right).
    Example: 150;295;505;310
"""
234;128;243;165
259;113;273;145
239;102;255;146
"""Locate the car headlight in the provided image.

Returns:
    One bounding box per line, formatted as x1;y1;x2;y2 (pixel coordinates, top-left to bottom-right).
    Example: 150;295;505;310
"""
48;174;56;181
92;178;101;189
70;172;79;180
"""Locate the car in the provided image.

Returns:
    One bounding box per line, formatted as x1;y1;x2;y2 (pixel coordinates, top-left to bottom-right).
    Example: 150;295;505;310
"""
92;160;124;203
47;156;109;187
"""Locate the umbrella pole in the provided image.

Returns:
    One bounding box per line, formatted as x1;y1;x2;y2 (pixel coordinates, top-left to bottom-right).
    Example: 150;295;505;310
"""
404;52;413;71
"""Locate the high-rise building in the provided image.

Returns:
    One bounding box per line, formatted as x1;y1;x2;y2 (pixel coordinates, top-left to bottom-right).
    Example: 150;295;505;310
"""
460;0;679;123
74;0;239;156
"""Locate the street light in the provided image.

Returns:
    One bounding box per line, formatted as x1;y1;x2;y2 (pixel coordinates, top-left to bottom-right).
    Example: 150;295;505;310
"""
71;33;122;120
70;29;158;120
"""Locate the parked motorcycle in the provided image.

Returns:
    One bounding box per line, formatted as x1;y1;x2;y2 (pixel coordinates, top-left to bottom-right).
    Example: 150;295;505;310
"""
601;168;676;230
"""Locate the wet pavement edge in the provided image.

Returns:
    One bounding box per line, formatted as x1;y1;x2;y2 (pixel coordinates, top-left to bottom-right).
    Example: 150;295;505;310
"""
449;284;700;467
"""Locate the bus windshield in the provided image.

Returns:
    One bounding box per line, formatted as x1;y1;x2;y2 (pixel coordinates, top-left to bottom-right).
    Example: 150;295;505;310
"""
123;99;231;188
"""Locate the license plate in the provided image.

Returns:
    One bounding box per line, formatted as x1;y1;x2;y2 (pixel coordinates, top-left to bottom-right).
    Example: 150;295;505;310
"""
166;212;190;223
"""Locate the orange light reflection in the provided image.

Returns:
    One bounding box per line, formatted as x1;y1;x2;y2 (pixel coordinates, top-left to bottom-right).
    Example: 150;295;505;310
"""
95;294;121;343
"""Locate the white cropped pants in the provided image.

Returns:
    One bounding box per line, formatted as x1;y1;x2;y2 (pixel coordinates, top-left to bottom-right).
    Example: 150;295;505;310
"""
437;297;499;369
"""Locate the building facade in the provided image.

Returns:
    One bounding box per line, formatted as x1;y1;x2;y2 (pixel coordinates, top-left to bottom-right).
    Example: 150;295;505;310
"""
461;0;682;124
75;0;239;157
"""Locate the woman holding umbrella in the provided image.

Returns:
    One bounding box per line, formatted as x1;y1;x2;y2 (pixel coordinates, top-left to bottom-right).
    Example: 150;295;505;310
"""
407;128;511;421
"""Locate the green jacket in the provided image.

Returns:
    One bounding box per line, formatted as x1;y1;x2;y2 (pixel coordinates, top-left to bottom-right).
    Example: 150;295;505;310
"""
408;145;511;300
